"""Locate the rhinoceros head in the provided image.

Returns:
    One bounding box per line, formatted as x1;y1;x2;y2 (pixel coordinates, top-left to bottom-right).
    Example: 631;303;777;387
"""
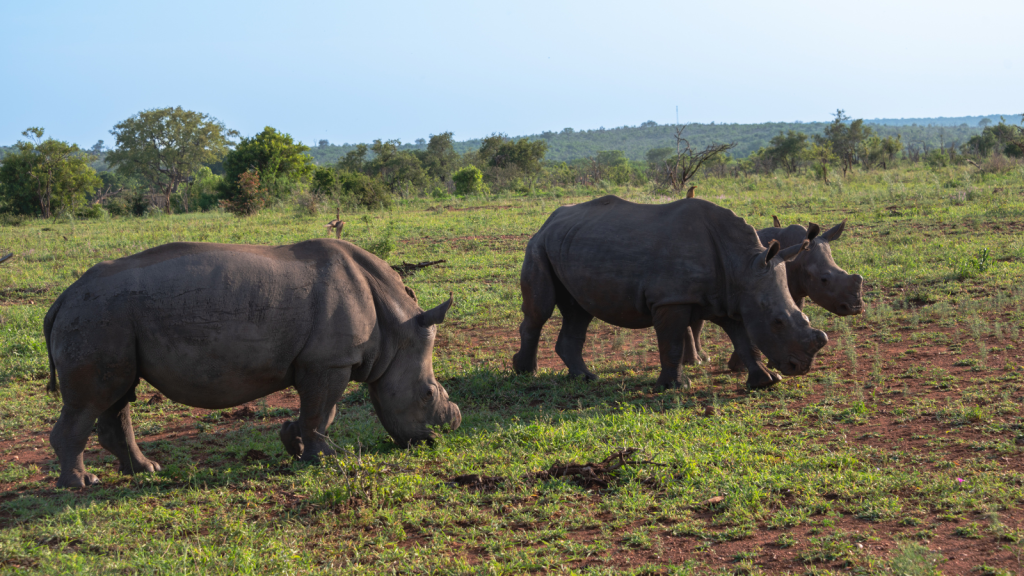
792;221;864;316
368;295;462;447
739;240;829;376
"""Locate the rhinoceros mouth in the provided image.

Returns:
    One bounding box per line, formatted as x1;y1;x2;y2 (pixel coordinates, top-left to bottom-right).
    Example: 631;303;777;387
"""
779;355;813;376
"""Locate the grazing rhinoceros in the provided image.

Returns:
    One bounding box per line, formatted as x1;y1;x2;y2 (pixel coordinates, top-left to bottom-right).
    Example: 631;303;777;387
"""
687;220;863;370
44;239;461;488
511;195;828;391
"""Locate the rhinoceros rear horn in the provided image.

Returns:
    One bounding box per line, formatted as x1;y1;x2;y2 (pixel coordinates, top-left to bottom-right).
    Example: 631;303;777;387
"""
418;292;454;327
806;223;821;241
777;239;810;263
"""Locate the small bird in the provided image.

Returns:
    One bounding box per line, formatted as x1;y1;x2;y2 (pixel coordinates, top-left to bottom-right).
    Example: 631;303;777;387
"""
772;215;782;228
685;185;696;199
325;209;345;239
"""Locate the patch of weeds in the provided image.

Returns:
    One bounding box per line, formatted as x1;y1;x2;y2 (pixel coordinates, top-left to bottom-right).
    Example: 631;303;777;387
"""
888;541;943;575
621;528;655;550
972;564;1013;576
798;532;855;563
949;248;991;280
954;522;984;539
775;533;797;548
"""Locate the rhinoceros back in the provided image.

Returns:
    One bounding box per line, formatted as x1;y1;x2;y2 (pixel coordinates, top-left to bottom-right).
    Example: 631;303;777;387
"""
50;240;386;408
529;195;762;325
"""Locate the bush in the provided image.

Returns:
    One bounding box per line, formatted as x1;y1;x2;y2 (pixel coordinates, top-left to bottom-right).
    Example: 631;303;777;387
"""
76;204;108;220
220;170;269;216
0;213;27;227
452;165;484;196
924;149;948;168
105;191;150;217
339;171;391;210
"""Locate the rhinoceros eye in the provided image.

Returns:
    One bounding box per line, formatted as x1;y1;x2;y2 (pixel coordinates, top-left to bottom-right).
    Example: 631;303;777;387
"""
820;276;829;284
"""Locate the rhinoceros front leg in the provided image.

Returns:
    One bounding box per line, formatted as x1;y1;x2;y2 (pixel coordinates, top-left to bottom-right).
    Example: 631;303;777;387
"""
716;319;781;390
283;367;350;461
653;305;695;390
96;388;161;476
554;298;597;381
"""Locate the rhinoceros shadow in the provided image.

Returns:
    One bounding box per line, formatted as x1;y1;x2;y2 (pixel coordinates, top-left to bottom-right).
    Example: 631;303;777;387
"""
8;366;747;521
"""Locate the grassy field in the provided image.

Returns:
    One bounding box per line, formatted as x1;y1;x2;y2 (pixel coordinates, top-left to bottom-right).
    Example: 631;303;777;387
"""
2;164;1024;574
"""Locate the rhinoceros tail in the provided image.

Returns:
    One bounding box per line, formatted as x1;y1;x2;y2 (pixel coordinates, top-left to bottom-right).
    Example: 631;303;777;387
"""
43;293;65;396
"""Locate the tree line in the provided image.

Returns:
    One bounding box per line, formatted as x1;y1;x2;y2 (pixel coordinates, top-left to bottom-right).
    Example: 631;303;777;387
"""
1;107;1021;220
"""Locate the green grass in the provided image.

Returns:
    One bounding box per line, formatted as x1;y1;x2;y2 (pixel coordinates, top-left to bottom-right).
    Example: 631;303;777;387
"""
2;163;1024;573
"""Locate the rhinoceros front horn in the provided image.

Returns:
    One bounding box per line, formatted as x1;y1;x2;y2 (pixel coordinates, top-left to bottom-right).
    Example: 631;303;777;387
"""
417;292;454;327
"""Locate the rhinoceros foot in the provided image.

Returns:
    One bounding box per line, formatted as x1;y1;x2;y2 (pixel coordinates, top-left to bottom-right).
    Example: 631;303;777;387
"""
746;368;782;391
118;459;161;475
57;471;100;489
511;352;538;375
279;421;304;457
727;352;746;373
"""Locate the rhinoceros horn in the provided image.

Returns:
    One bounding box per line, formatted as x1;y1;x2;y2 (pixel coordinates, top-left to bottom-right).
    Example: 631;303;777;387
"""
418;293;454;327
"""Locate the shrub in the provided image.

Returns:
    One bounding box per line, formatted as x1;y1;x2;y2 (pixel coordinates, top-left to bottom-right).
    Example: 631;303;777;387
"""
452;165;484;196
220;170;269;216
76;204;108;220
924;149;948;168
105;190;150;217
339;171;391;210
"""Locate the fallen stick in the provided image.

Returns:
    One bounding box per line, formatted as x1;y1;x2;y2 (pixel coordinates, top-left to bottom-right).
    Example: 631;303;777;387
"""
0;253;13;265
391;259;446;277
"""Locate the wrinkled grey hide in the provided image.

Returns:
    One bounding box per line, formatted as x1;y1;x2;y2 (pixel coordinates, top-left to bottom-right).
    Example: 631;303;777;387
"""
44;240;461;488
688;221;863;370
512;195;828;391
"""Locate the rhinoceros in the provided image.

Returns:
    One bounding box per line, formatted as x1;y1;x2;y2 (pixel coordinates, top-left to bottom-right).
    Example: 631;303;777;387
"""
687;220;863;370
44;240;461;488
511;195;828;391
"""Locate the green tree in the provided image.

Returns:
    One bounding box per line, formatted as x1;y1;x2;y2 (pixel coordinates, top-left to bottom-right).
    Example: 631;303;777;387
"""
106;107;237;214
338;170;390;210
816;109;873;176
368;139;426;195
421;132;457;181
222;126;313;200
478;134;548;188
337;143;368;173
452;165;484;196
806;141;838;184
0;128;100;218
310;166;336;196
766;130;808;174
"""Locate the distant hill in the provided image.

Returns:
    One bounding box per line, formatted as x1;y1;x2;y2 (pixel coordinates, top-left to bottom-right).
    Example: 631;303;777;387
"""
6;115;1020;169
307;114;1020;165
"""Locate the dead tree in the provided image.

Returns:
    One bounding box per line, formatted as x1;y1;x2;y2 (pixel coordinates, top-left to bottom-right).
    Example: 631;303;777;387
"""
664;125;736;193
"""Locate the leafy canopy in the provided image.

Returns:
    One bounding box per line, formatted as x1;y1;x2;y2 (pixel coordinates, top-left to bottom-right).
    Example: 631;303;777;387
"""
0;128;100;218
105;107;237;213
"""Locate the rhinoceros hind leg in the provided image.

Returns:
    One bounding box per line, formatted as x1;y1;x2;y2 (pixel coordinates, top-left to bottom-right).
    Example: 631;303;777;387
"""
51;406;102;488
97;387;161;476
554;298;596;381
513;250;557;375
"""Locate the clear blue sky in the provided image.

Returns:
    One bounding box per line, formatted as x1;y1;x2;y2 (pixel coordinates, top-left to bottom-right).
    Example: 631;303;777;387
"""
2;0;1021;147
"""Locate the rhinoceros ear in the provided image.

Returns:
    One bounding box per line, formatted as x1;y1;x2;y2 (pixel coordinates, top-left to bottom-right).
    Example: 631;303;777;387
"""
761;239;781;266
777;239;810;263
821;220;846;242
418;293;454;327
806;223;820;241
